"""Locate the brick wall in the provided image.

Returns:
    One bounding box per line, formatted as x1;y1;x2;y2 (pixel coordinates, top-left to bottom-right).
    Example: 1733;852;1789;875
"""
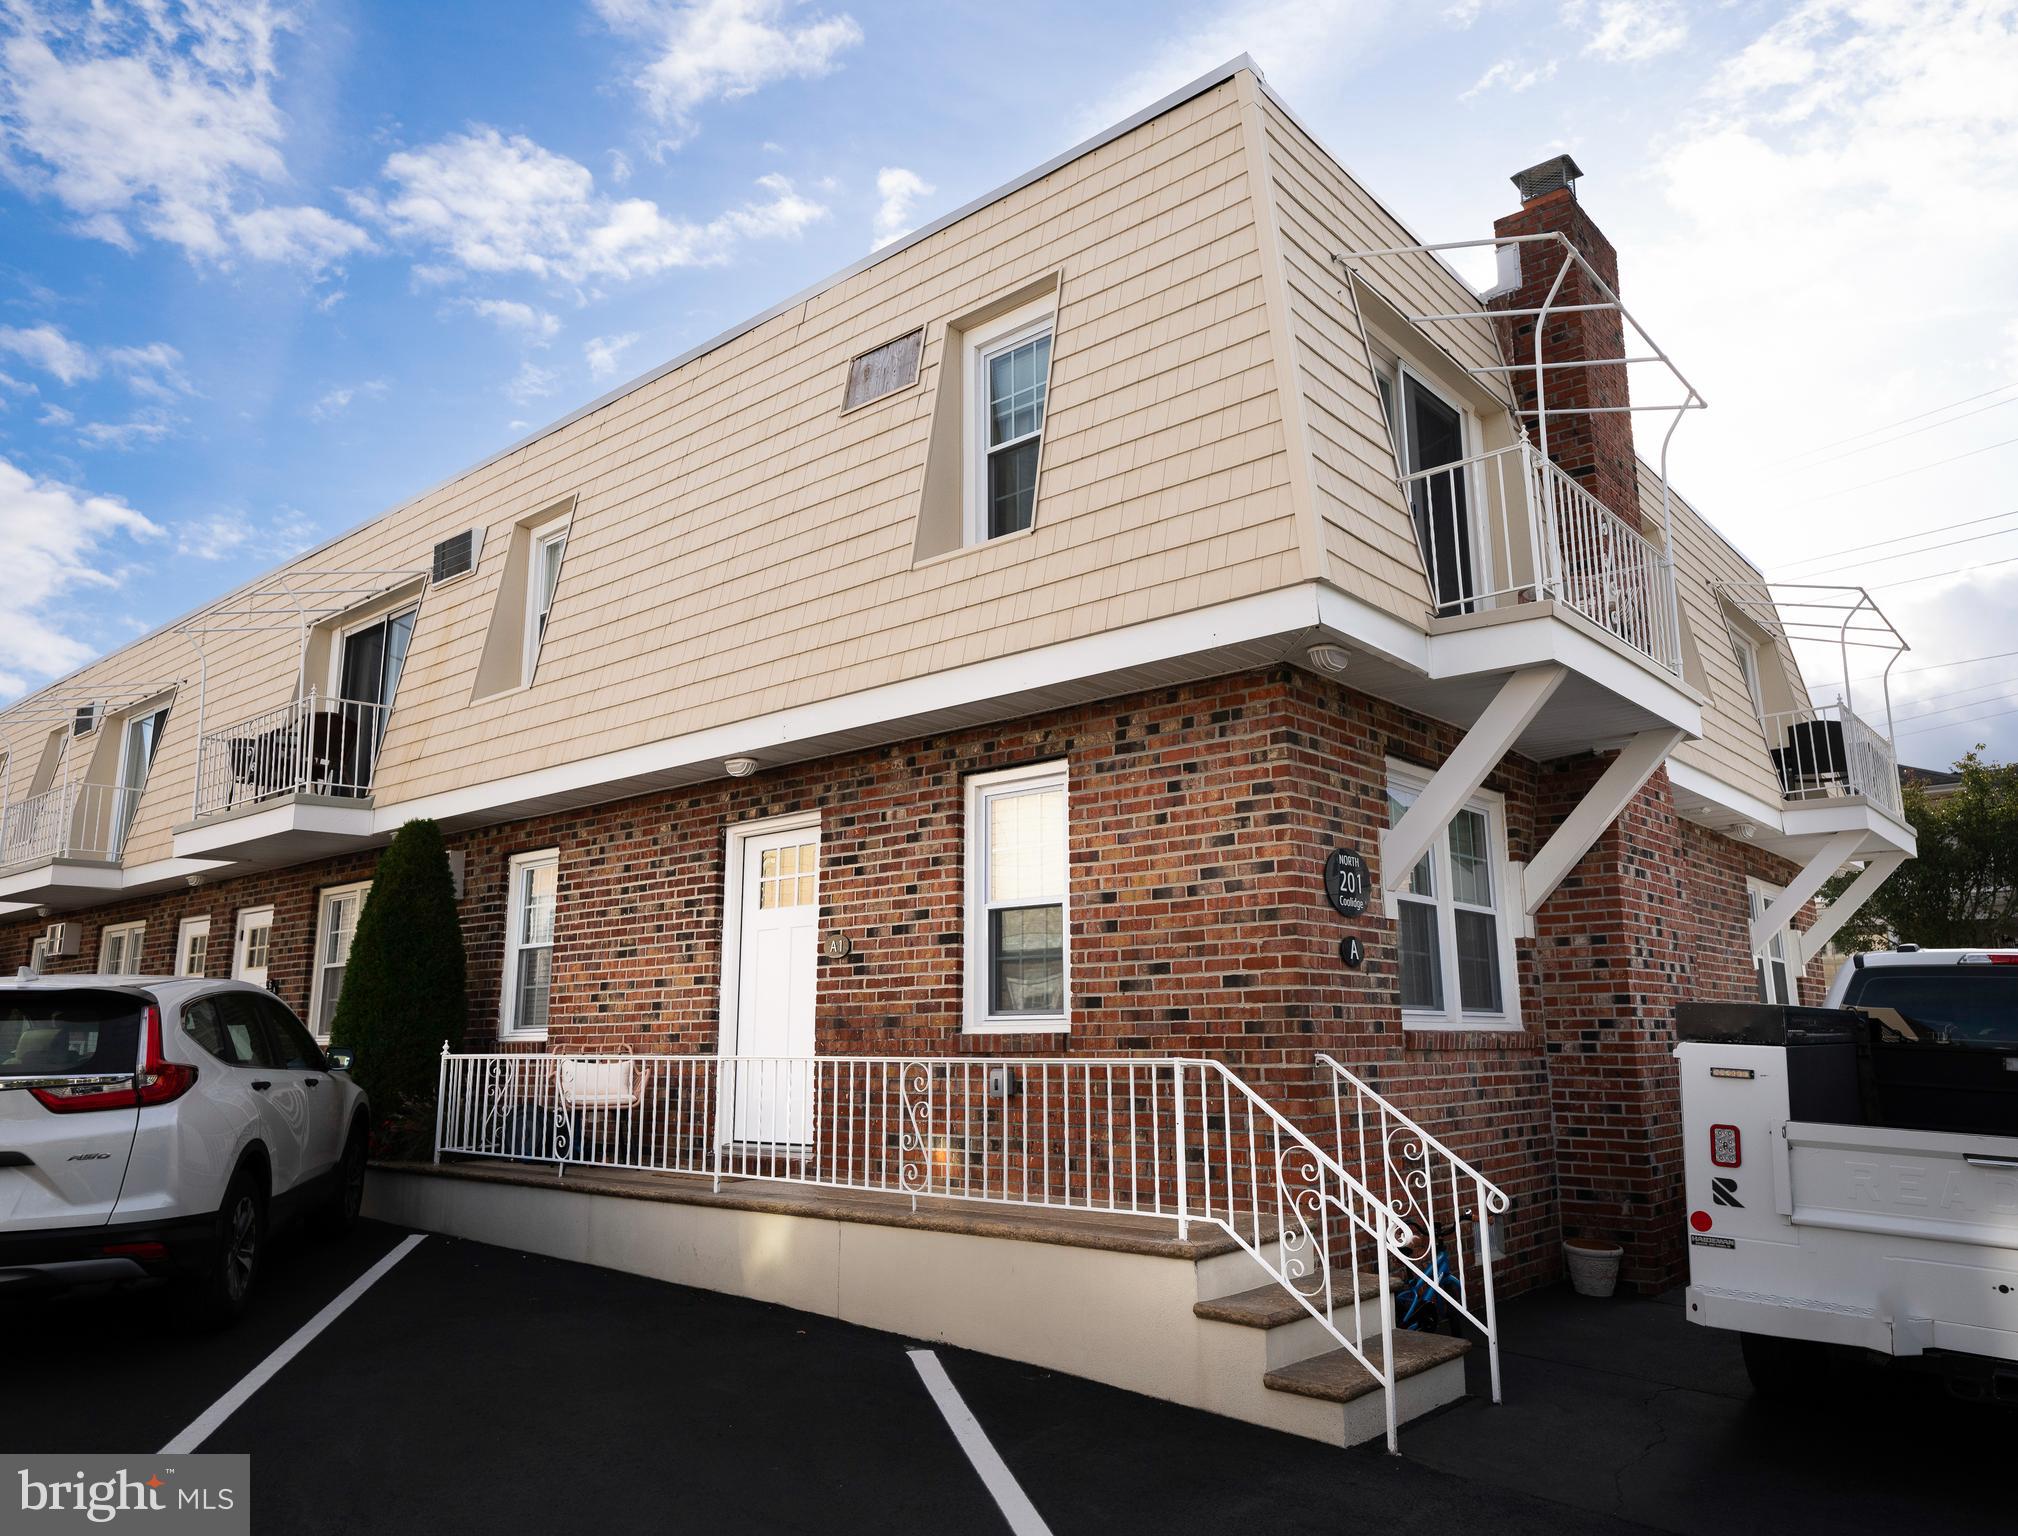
2;665;1816;1297
1488;187;1640;529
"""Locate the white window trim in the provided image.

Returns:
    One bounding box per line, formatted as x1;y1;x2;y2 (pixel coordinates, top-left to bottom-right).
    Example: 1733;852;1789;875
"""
98;920;146;976
523;519;570;686
964;760;1071;1035
108;699;170;854
175;914;212;978
962;297;1056;547
325;602;420;700
1387;761;1522;1032
308;880;372;1041
1731;632;1766;722
1748;877;1793;1004
500;848;560;1040
232;904;275;980
28;935;48;973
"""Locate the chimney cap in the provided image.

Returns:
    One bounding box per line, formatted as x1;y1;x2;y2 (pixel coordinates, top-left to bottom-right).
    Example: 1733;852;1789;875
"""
1511;154;1584;202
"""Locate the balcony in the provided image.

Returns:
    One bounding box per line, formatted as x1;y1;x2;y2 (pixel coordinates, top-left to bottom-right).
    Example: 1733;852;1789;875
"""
1762;702;1902;819
0;782;140;905
1400;441;1681;676
176;692;389;864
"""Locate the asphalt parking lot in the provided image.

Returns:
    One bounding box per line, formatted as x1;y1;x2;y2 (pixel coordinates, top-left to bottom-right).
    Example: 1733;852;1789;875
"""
12;1214;2012;1535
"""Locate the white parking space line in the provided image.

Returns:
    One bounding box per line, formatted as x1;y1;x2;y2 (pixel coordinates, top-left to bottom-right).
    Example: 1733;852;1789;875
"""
908;1349;1055;1536
161;1234;426;1455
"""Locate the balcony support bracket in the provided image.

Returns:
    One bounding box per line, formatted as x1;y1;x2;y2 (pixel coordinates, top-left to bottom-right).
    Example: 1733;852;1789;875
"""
1520;727;1686;917
1750;829;1866;960
1788;851;1907;970
1381;664;1566;918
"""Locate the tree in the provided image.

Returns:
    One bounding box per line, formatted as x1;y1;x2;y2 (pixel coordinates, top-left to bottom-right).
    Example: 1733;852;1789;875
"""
1823;751;2018;951
330;819;467;1155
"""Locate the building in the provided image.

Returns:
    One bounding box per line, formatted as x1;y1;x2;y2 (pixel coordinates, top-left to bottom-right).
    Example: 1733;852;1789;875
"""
0;60;1914;1429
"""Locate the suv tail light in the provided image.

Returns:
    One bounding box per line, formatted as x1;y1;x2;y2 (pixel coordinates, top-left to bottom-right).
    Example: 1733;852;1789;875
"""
31;1005;194;1113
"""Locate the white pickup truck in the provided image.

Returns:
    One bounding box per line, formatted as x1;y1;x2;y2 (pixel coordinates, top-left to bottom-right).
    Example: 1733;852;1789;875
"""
1677;949;2018;1403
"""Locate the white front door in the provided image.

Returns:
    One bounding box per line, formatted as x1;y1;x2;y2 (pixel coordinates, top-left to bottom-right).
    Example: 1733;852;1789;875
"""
233;906;274;990
729;821;820;1145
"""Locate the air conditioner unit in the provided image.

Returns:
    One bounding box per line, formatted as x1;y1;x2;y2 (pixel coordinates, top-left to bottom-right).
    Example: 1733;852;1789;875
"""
43;921;81;957
430;526;486;585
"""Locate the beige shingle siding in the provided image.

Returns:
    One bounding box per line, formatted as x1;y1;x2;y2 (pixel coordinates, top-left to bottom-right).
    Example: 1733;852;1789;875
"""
10;75;1317;839
1653;460;1811;804
1250;90;1509;624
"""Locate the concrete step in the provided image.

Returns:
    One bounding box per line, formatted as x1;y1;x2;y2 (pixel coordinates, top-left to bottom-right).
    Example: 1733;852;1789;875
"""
1192;1269;1392;1328
1263;1330;1470;1405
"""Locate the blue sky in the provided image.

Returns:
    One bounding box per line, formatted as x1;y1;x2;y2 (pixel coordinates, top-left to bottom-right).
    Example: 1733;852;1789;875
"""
2;0;2015;765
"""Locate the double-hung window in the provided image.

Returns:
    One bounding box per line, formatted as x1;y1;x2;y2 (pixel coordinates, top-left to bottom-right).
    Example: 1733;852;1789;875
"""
524;524;567;682
309;880;371;1039
1386;766;1518;1028
176;915;211;978
1748;879;1793;1004
99;921;146;975
966;762;1069;1033
965;301;1055;543
501;849;558;1039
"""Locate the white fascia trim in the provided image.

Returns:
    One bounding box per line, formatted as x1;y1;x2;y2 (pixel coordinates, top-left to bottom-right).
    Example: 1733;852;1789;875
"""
1781;799;1918;858
376;583;1338;832
121;857;234;891
1426;614;1702;733
0;861;124;900
1665;761;1788;836
176;800;375;858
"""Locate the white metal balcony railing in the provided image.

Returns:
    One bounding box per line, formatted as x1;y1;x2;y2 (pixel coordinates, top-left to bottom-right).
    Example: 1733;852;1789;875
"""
194;692;391;818
1761;702;1902;817
1317;1055;1509;1406
436;1050;1422;1450
1397;440;1682;675
0;781;141;867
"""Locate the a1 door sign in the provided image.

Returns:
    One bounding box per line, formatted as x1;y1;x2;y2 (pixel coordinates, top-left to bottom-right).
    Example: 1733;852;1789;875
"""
1323;848;1369;917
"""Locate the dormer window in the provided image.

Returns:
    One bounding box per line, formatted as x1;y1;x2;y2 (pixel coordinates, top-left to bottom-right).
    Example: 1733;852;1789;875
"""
964;299;1054;543
525;522;567;681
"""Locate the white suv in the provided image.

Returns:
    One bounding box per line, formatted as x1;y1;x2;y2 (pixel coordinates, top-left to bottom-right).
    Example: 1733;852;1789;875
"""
0;976;370;1323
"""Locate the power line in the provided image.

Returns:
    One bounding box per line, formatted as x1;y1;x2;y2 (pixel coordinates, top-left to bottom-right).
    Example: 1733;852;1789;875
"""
1897;700;2018;739
1780;380;2018;464
1870;552;2018;592
1788;523;2018;583
1776;507;2018;573
1770;391;2018;477
1794;434;2018;507
1889;674;2018;715
1893;686;2018;728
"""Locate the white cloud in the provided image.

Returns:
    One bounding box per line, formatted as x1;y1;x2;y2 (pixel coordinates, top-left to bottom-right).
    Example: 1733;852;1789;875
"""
871;165;933;249
584;332;641;380
456;297;561;339
0;1;370;266
0;323;97;384
175;505;314;560
104;342;193;401
1573;0;1688;64
0;455;163;690
356;126;826;284
77;411;174;449
1460;56;1558;102
608;148;633;185
1081;1;1397;135
310;379;387;421
36;403;72;427
507;360;559;404
590;0;863;145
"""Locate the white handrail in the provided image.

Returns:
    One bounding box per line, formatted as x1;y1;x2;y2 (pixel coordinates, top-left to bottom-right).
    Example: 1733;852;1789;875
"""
0;781;142;866
1758;701;1902;817
435;1048;1417;1451
1395;440;1681;675
1315;1053;1509;1405
193;690;392;817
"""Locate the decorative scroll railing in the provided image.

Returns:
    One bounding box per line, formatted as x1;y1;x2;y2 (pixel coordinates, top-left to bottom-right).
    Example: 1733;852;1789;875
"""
1316;1054;1510;1405
435;1049;1417;1450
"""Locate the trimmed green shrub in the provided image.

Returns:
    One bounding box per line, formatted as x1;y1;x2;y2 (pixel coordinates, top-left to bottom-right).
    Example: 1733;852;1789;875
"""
330;818;467;1156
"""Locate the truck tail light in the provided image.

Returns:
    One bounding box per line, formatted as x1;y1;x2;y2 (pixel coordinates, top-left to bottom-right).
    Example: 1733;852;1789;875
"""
1710;1123;1741;1168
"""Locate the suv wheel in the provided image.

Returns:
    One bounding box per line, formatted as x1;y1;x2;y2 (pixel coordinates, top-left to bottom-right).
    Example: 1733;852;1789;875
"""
180;1167;265;1329
315;1122;368;1236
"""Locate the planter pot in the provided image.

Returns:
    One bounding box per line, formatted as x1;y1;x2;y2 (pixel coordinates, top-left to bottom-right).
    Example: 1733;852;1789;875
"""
1563;1237;1624;1298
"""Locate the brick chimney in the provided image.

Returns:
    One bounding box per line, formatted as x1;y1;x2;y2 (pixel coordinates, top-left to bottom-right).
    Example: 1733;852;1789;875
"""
1488;155;1641;530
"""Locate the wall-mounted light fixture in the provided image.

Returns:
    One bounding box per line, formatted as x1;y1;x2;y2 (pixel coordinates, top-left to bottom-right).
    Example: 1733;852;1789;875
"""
724;756;759;778
1306;643;1352;675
